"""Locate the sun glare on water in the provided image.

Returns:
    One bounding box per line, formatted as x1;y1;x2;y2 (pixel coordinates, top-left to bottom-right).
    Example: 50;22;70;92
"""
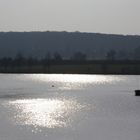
26;74;123;84
8;98;85;128
2;74;125;131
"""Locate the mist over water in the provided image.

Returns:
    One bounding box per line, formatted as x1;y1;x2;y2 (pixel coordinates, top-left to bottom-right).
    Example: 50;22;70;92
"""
0;74;140;140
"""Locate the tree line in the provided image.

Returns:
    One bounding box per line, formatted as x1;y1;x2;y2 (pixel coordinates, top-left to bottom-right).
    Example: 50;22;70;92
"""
0;47;140;68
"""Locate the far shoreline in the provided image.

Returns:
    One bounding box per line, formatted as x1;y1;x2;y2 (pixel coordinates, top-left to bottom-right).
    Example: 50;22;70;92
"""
0;60;140;75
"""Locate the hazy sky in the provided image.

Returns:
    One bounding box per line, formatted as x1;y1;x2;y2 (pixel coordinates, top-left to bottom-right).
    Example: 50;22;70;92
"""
0;0;140;35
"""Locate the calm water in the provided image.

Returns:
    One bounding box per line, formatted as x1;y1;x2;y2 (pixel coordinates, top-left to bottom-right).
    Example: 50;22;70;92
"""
0;74;140;140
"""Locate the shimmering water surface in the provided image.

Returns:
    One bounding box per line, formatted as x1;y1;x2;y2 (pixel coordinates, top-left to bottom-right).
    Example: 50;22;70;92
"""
0;74;140;140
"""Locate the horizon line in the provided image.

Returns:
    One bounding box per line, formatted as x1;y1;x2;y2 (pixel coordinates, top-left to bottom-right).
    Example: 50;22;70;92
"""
0;30;140;37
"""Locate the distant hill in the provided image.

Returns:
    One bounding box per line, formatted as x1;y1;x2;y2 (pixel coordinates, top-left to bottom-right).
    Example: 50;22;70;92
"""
0;31;140;60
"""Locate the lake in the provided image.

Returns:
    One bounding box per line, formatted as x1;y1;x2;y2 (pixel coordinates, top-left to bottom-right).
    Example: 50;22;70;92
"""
0;74;140;140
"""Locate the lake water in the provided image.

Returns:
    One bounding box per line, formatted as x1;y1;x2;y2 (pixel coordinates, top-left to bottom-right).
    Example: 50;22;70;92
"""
0;74;140;140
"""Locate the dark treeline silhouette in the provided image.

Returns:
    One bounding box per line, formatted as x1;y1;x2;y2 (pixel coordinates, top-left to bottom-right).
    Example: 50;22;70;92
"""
0;52;140;74
1;48;140;66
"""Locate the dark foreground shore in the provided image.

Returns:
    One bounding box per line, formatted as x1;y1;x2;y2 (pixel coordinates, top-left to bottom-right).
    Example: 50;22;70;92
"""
0;60;140;75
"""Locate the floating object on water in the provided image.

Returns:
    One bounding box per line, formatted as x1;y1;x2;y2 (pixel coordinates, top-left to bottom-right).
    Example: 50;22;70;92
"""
52;85;54;87
135;90;140;96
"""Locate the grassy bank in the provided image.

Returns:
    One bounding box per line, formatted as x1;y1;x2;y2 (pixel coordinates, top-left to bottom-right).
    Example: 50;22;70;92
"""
0;60;140;74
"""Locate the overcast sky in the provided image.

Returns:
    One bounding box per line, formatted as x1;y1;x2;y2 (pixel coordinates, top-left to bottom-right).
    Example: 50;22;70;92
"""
0;0;140;35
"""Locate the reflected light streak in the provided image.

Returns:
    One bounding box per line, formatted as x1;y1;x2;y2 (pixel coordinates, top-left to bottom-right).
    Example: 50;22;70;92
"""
26;74;123;85
8;98;85;128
